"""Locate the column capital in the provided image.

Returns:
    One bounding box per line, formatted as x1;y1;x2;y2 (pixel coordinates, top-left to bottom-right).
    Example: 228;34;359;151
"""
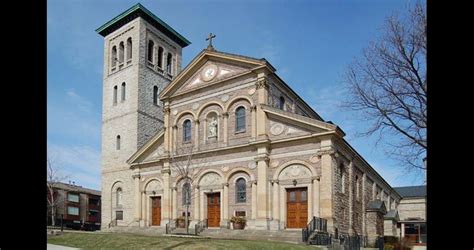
223;182;229;188
255;155;270;162
172;187;178;191
250;105;257;111
256;78;269;89
172;124;178;129
132;174;141;179
194;119;200;124
163;106;171;114
161;169;171;174
271;179;279;185
221;112;229;118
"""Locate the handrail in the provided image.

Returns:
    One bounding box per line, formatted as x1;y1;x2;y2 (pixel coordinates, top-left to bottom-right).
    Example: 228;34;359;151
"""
302;216;328;243
194;219;208;235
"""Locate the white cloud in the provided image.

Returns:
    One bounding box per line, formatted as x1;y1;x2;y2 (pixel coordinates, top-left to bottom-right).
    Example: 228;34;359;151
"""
48;143;101;190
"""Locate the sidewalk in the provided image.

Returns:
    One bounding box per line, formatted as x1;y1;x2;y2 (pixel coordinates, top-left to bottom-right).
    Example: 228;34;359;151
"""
47;244;80;250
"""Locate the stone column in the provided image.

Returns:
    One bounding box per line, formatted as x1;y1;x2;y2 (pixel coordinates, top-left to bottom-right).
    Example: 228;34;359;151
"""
194;119;200;150
314;176;320;217
348;161;354;235
133;173;141;221
222;112;229;145
308;178;313;222
255;76;269;140
163;104;170;151
319;136;336;232
161;166;171;226
194;186;200;221
171;125;178;152
372;182;377;200
256;152;270;229
223;183;229;221
270;180;280;230
172;187;177;220
251;180;257;220
250;105;257;139
141;191;146;226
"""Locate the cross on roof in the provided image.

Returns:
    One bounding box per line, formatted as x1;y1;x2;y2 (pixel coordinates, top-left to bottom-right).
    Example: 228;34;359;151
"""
206;33;216;50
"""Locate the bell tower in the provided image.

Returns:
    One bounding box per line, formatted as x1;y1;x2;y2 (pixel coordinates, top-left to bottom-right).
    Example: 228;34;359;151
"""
96;3;190;228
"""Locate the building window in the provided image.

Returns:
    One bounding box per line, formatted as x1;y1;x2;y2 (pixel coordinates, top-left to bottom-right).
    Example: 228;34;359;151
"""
289;191;296;201
116;188;122;206
121;82;126;101
68;193;79;203
119;42;124;63
235;211;246;217
235;107;246;132
113;86;117;104
89;210;99;217
279;96;285;110
339;164;345;193
111;46;117;67
301;190;307;201
68;206;79;216
158;47;163;68
167;53;173;75
147;40;154;63
153;86;158;105
116;210;123;220
89;198;100;206
183;120;191;142
236;178;246;203
116;135;121;150
126;37;132;61
182;183;191;206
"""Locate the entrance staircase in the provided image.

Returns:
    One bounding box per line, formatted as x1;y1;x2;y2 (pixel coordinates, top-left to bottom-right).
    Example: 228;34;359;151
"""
200;228;304;244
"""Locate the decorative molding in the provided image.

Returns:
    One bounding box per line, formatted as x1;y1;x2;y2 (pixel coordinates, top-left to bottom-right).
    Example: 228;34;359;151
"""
145;179;163;192
222;166;229;172
192;103;200;110
194;119;200;124
256;78;269;89
132;174;141;179
161;169;171;174
222;112;229;118
220;94;230;102
255;155;270;162
278;164;312;180
163;106;171;114
172;109;178;115
250;105;257;111
172;124;178;129
248;161;257;169
270;160;280;168
248;88;256;95
270;123;285;136
309;154;320;163
199;172;222;186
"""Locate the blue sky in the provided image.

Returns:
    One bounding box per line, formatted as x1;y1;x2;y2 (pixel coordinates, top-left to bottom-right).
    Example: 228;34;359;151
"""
47;0;425;191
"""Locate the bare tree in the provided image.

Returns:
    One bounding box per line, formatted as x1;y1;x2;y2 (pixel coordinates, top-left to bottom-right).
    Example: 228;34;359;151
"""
169;142;206;234
47;154;68;226
343;3;426;172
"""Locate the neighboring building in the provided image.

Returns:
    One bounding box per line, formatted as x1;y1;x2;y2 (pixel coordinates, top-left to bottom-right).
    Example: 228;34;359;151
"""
97;3;407;245
47;182;101;231
392;185;426;244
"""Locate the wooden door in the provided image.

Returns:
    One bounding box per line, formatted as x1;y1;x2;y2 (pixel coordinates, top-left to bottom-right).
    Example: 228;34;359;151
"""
151;197;161;226
207;193;221;227
286;187;308;228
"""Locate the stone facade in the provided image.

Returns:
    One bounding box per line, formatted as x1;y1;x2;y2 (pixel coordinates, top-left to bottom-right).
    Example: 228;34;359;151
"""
97;4;405;239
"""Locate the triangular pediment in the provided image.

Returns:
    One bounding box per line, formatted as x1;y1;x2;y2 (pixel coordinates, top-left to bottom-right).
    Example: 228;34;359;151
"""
160;49;272;99
127;130;165;165
174;60;252;95
262;104;345;138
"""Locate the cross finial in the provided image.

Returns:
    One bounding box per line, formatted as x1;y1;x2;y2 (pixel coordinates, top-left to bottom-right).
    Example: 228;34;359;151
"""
206;33;216;50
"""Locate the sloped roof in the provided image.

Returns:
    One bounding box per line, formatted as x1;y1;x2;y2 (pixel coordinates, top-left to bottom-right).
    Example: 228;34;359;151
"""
394;185;426;198
384;210;399;220
366;200;387;214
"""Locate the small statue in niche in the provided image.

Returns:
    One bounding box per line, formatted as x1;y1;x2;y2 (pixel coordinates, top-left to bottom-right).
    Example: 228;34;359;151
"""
208;116;218;137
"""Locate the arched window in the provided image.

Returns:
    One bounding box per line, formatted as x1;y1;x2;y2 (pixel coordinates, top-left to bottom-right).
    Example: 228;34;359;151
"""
121;82;126;101
126;38;132;61
158;47;164;68
113;86;118;104
339;164;345;193
111;46;117;67
167;53;173;74
119;42;124;63
279;96;285;110
153;86;159;105
182;183;191;205
116;187;122;206
147;40;154;63
235;107;246;132
183;120;191;142
236;178;246;203
116;135;121;150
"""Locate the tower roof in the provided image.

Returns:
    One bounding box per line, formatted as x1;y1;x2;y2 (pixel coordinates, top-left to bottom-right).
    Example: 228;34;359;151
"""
96;3;191;47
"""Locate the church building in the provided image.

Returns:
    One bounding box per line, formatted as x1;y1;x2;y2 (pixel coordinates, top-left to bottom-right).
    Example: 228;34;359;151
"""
97;4;403;242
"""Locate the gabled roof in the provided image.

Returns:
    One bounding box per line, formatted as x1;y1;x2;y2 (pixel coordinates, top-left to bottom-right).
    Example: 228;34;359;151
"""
261;104;345;137
393;185;426;198
159;48;269;99
96;3;191;47
127;130;165;164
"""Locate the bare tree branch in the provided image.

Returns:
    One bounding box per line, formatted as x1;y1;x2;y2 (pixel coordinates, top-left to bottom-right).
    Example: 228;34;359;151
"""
343;2;426;172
